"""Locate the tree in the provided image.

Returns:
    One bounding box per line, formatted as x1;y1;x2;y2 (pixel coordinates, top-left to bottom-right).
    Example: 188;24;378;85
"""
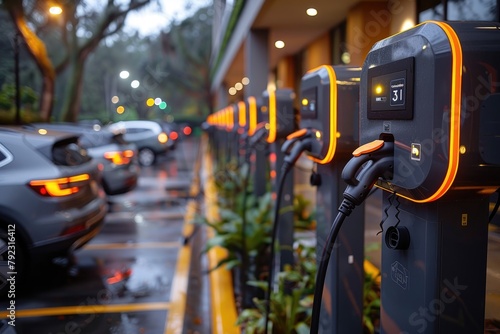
3;0;56;121
80;31;151;123
148;5;213;121
3;0;153;122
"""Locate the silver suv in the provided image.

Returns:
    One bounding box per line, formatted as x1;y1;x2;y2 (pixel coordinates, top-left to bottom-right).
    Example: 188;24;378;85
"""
0;127;107;295
107;120;171;166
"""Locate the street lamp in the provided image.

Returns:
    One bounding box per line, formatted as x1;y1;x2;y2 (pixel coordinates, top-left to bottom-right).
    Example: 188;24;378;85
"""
49;6;63;15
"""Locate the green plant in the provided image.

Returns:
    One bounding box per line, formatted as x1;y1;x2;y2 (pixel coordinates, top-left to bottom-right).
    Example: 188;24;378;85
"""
237;242;316;334
292;194;316;230
363;271;381;334
202;191;273;273
203;158;381;333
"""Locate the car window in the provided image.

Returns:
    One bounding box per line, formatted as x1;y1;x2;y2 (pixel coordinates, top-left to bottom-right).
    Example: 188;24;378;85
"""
52;139;92;166
112;133;128;145
78;131;113;148
78;133;96;148
123;128;155;141
126;128;149;134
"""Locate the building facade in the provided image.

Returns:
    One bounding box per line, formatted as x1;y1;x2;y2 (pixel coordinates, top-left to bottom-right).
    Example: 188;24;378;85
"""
210;0;499;110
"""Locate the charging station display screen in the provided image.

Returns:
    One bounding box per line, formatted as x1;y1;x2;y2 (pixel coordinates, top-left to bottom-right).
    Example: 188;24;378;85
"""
301;87;318;119
367;57;414;120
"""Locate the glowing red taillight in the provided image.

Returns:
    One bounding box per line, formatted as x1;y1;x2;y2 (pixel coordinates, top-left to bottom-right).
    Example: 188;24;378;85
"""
29;174;90;197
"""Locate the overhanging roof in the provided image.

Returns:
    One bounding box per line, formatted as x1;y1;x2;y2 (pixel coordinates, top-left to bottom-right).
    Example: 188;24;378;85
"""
211;0;360;92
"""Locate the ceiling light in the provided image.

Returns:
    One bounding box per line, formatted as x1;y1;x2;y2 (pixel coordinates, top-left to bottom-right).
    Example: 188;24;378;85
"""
401;19;415;32
275;40;285;49
306;8;318;16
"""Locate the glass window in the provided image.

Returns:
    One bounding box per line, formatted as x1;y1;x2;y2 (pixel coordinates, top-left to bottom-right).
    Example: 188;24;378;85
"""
419;0;444;21
448;0;497;21
419;0;498;22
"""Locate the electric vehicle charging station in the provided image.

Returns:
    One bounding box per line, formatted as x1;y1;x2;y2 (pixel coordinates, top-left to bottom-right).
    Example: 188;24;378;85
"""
246;95;270;198
225;105;237;165
208;109;222;167
261;88;298;269
353;21;500;333
236;100;248;166
298;65;364;333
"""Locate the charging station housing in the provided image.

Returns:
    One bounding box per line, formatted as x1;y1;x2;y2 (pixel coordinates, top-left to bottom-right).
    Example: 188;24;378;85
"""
359;21;500;334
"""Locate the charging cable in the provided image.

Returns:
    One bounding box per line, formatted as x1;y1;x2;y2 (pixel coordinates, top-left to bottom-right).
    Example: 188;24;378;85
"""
248;122;268;149
309;139;394;333
264;129;315;334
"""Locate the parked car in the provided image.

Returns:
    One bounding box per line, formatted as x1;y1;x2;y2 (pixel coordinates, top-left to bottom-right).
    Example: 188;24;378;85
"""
26;123;140;195
0;126;107;294
107;120;171;167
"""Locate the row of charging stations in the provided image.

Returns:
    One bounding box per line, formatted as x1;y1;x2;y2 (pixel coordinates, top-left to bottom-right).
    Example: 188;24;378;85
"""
204;20;500;334
205;89;299;312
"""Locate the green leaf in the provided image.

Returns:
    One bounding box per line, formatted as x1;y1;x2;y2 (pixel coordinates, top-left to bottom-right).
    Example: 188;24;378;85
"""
295;322;310;334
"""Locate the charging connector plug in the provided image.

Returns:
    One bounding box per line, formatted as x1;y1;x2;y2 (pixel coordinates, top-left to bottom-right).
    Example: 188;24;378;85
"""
281;129;315;173
341;139;394;206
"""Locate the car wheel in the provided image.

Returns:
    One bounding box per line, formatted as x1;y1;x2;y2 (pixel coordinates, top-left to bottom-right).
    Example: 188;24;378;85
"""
0;226;25;296
138;148;156;167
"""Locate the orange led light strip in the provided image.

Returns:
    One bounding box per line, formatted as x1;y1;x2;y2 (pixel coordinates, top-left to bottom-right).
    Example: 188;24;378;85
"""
238;101;246;128
266;90;277;143
398;21;462;203
248;97;257;136
227;106;234;130
307;65;337;165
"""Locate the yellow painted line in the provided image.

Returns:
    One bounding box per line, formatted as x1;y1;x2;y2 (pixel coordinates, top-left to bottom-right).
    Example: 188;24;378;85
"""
164;139;204;334
0;302;170;318
83;241;180;250
204;150;240;334
164;199;197;334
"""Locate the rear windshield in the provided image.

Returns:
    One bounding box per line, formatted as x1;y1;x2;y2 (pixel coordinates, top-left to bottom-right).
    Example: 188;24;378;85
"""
52;138;92;166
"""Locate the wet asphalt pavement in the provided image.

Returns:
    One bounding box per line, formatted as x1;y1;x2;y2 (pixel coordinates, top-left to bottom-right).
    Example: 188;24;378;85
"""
0;137;206;334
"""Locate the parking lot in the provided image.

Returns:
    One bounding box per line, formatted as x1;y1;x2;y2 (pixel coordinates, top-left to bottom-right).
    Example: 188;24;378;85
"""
0;137;206;334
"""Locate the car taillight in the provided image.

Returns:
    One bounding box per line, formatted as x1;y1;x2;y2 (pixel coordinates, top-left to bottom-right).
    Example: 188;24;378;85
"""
183;126;192;136
158;132;168;144
29;174;90;197
103;150;134;165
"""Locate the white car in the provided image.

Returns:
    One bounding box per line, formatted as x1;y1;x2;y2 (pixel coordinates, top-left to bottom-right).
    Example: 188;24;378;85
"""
107;120;170;166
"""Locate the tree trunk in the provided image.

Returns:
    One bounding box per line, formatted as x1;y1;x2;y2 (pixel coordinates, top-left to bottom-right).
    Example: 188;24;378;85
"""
60;56;85;122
